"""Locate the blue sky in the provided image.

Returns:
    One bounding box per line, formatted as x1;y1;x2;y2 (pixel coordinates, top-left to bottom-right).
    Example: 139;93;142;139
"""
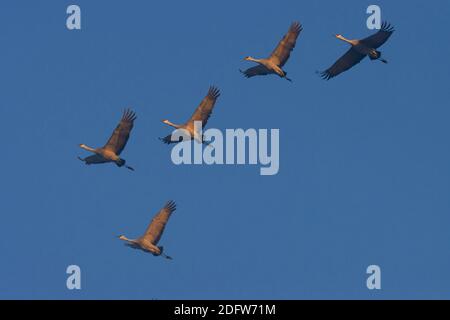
0;0;449;299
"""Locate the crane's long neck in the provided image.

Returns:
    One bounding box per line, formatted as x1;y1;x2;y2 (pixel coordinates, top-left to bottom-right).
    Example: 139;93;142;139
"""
119;235;135;243
337;35;356;45
79;144;97;153
165;120;182;129
247;57;263;63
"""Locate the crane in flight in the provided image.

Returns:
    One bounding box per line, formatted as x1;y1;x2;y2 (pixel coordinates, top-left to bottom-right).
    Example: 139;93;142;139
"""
240;21;303;82
160;86;220;145
319;22;394;80
78;109;136;171
118;201;177;260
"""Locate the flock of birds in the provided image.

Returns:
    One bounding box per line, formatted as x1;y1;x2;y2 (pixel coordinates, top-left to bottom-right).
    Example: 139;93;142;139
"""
78;21;394;260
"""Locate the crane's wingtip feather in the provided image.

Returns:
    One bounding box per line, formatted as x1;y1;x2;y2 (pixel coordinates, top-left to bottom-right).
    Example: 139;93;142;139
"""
158;137;171;144
380;21;395;33
207;86;221;99
121;108;137;122
318;71;332;80
165;200;177;213
290;21;303;33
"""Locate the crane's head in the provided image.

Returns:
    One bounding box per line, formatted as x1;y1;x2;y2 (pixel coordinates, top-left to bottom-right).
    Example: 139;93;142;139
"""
244;56;253;61
162;119;170;124
118;235;127;241
335;34;347;41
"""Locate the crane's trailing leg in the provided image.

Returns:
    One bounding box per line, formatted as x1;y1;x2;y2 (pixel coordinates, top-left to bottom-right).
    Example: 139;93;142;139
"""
158;246;173;260
369;50;388;63
280;70;292;82
161;253;173;260
116;158;134;171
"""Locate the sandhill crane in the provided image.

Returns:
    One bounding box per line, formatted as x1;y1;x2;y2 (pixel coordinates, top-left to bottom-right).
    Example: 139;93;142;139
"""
160;86;220;144
78;109;136;171
320;22;394;80
118;201;177;260
240;22;303;82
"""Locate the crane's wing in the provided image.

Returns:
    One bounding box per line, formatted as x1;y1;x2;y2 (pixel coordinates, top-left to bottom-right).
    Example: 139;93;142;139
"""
269;22;302;67
187;86;220;127
240;65;272;78
80;154;109;164
360;22;394;49
143;201;177;245
104;109;136;155
320;47;366;80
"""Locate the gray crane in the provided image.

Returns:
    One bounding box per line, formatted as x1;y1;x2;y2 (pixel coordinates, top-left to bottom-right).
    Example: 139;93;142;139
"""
160;86;220;144
240;22;303;82
118;201;177;260
78;109;136;170
320;22;394;80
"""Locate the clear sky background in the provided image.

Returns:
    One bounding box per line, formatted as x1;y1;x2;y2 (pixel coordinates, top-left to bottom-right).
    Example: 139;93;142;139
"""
0;0;449;299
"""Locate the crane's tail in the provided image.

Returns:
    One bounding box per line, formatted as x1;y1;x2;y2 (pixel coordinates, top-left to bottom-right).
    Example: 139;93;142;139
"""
116;158;126;167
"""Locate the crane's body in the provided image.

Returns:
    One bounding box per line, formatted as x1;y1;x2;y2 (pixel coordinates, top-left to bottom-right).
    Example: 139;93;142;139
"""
78;109;136;170
244;57;287;79
161;120;203;144
79;144;122;165
240;22;302;81
335;36;387;62
119;236;165;257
